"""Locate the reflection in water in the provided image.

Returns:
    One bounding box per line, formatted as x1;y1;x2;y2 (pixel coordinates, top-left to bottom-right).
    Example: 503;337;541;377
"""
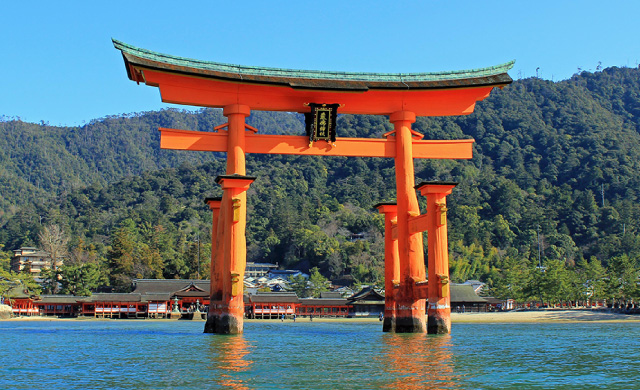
381;333;460;389
207;335;253;389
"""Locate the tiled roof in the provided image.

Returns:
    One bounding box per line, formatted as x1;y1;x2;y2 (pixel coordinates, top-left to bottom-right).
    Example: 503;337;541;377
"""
248;292;299;304
113;39;514;91
132;279;210;295
348;286;385;302
320;292;344;299
450;284;487;303
299;298;349;306
141;293;171;302
36;295;81;304
81;293;142;303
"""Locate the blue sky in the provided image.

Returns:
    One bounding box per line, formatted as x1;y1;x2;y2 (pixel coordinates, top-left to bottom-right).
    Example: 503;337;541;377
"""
2;1;639;126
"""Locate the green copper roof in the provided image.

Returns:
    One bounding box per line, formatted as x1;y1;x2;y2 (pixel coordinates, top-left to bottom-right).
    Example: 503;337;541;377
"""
113;39;514;90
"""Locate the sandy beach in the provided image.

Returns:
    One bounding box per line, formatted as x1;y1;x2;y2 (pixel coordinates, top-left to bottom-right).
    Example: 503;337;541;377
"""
3;309;640;323
451;309;640;323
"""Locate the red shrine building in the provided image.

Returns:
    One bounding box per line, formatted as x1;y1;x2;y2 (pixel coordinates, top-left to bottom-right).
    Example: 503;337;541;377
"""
112;39;513;334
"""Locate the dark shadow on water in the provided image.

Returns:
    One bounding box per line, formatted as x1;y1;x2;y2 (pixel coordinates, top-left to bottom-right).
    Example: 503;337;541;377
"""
207;335;254;389
380;333;461;389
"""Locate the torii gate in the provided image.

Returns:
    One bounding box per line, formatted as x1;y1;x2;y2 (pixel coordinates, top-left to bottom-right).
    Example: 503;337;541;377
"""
113;39;513;334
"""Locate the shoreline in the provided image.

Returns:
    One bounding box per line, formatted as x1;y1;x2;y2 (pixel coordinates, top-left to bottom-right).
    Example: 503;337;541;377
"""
2;309;639;324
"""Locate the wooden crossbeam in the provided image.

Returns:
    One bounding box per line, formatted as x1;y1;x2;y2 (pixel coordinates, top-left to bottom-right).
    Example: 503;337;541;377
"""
159;128;474;159
390;213;430;239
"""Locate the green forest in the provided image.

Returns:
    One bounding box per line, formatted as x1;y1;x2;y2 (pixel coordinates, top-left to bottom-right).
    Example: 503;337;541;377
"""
2;66;640;305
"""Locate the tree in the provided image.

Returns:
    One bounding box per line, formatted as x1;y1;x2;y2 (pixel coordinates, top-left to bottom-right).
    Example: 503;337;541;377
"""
106;219;139;292
608;254;640;303
288;274;309;298
308;267;329;298
0;245;11;272
0;270;41;300
38;224;69;272
60;263;107;296
491;253;532;301
581;257;607;303
40;268;62;295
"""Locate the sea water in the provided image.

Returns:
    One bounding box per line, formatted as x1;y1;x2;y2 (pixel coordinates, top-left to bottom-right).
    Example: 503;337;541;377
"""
1;320;638;389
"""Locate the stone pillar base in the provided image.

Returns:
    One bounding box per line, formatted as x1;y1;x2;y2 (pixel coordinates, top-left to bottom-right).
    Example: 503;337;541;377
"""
0;304;12;320
191;309;204;321
427;315;451;334
204;314;243;334
394;316;427;333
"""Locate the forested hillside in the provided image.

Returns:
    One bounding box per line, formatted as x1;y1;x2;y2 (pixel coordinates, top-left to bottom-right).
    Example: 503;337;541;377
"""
2;66;640;302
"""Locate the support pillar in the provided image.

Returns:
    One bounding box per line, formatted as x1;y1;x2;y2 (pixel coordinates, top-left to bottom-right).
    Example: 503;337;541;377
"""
375;203;399;332
389;111;426;333
205;175;255;334
204;197;222;312
416;181;457;334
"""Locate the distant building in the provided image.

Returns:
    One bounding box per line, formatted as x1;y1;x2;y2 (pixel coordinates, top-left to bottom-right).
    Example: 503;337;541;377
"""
461;280;486;295
348;286;385;317
450;284;488;312
245;262;278;278
267;269;308;280
10;247;61;278
298;291;350;317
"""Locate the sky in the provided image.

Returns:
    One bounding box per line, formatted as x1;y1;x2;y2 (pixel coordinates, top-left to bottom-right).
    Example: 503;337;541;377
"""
2;1;639;126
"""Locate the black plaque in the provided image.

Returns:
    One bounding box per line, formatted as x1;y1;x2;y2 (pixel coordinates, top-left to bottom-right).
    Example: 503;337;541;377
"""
305;103;339;144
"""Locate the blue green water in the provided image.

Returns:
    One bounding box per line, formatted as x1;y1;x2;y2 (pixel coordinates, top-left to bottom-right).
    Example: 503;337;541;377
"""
1;320;638;389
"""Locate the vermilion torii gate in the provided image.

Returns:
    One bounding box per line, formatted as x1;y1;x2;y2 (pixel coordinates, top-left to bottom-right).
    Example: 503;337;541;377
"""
113;39;513;334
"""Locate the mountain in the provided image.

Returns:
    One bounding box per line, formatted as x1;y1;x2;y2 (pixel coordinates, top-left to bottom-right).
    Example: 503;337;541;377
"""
2;66;640;299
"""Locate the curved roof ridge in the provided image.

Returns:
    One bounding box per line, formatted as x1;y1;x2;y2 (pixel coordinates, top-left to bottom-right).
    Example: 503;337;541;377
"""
113;39;514;83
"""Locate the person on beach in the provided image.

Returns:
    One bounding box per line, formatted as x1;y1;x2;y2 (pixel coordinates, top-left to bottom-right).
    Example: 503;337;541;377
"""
293;314;296;322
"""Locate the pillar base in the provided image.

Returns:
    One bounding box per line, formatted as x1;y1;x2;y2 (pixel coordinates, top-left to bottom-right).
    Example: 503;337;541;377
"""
427;314;451;334
382;316;395;332
394;316;427;333
204;313;243;334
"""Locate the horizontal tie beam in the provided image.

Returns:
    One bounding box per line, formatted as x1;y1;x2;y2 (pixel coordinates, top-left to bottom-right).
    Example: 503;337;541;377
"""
159;128;473;159
390;213;430;239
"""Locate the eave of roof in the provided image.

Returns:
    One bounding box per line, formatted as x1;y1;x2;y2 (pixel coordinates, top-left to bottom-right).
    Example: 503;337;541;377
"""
132;279;210;294
299;298;349;306
113;39;514;92
36;295;82;304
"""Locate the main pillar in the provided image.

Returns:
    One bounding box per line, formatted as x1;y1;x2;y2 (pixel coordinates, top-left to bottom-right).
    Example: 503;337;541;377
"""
375;203;399;332
416;181;457;334
389;111;426;333
205;104;253;334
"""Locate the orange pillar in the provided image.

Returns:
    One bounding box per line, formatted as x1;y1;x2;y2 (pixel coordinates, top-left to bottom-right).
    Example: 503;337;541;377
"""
224;104;250;175
205;175;255;334
204;104;253;334
205;197;222;311
389;111;426;333
417;181;457;334
375;203;399;332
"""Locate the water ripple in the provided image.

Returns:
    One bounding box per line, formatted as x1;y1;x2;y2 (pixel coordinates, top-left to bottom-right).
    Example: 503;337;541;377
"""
1;321;638;389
